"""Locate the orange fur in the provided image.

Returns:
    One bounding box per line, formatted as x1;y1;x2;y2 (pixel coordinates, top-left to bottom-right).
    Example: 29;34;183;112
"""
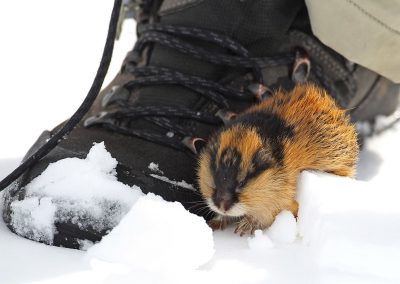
198;84;359;234
249;84;358;176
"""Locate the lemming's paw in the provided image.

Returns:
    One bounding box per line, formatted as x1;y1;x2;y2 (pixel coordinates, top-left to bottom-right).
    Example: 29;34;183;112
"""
207;215;230;231
234;216;259;236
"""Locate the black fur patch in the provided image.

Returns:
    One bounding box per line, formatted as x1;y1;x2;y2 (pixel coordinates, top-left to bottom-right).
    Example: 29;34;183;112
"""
231;111;294;165
206;134;220;176
232;149;272;190
212;147;241;209
242;149;271;186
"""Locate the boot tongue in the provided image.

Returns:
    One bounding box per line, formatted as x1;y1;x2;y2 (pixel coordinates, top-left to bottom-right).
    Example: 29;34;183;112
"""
158;0;301;46
136;0;302;110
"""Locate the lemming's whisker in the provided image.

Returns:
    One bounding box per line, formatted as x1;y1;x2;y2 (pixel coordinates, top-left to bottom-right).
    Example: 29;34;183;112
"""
187;202;210;213
190;189;203;197
186;203;204;211
185;199;208;211
197;205;213;215
205;208;215;220
189;202;214;217
185;199;206;205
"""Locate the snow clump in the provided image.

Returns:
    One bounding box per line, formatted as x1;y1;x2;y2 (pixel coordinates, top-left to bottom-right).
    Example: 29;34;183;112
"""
247;210;297;250
148;162;164;174
9;142;143;245
266;210;297;244
297;171;400;282
87;193;215;272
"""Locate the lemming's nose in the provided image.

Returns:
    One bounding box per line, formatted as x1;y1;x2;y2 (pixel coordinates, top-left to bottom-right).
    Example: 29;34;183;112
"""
213;192;234;211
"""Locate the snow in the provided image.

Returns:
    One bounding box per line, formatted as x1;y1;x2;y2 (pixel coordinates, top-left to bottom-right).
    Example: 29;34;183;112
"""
9;142;143;245
1;1;400;283
10;196;57;244
297;172;400;282
148;159;195;191
148;162;164;174
149;173;196;191
247;211;297;250
266;210;297;244
248;230;275;250
78;239;95;251
87;193;214;271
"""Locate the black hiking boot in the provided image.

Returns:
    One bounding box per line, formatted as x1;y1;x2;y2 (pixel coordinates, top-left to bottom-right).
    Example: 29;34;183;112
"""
2;0;399;249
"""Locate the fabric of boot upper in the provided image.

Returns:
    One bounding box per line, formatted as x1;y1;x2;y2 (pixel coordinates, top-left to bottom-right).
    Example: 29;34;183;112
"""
3;0;400;249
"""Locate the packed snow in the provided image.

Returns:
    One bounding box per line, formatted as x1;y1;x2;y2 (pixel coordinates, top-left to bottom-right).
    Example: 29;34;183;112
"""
87;193;214;271
148;162;164;174
266;210;297;244
1;1;400;283
247;230;275;250
297;172;400;282
9;142;142;245
247;210;297;250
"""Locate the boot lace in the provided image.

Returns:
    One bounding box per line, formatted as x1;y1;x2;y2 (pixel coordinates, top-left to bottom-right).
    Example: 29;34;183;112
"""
84;23;299;152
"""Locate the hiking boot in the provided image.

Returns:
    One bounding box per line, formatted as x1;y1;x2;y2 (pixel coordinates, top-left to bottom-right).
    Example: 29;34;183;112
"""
3;0;399;249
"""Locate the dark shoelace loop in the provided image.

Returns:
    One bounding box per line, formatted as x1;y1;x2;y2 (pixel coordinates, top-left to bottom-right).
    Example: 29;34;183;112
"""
138;24;250;57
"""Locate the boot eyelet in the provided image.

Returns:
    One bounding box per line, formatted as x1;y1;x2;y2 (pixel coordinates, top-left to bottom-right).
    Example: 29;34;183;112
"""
84;112;109;127
101;86;130;107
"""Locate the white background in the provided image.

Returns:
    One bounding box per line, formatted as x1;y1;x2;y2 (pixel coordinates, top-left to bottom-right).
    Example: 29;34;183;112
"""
0;0;135;158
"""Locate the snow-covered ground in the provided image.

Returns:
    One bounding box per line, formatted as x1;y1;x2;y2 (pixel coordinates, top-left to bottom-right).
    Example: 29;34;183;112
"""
1;1;400;283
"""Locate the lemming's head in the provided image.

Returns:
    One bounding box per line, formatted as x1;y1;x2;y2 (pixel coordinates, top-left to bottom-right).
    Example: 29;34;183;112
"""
198;123;288;217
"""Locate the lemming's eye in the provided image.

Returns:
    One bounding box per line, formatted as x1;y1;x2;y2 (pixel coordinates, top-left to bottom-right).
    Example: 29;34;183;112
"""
235;181;245;193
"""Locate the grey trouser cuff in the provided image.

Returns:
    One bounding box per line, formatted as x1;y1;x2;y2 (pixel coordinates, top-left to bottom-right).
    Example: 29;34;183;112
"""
306;0;400;83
